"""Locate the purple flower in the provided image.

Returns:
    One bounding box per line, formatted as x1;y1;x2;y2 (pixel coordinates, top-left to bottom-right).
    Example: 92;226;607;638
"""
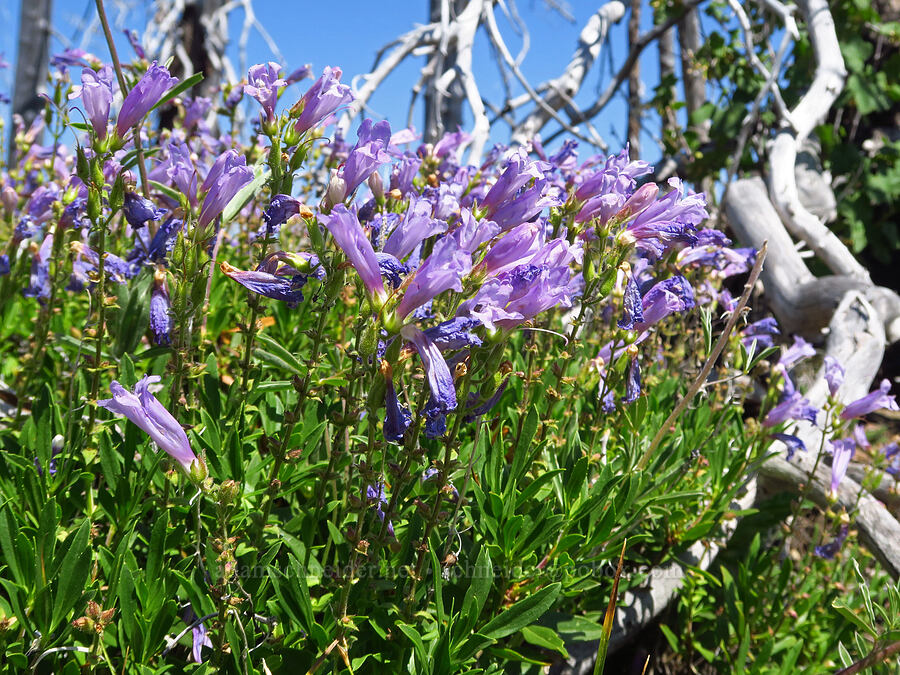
124;29;146;59
422;317;483;350
825;356;845;397
466;376;510;419
0;255;9;276
71;241;134;284
390;156;422;196
452;209;500;253
491;180;561;231
183;97;212;130
633;276;695;331
150;270;171;345
829;438;855;496
814;525;849;559
375;252;408;288
772;433;805;460
293;66;354;135
479;222;543;276
319;204;386;301
432;129;471;159
620;178;707;260
220;256;313;307
618;276;644;330
383;196;446;260
365;481;394;537
98;375;199;473
778;336;815;369
741;318;780;350
763;388;818;428
575;146;651;201
883;443;900;477
285;64;312;84
123;191;165;228
841;379;899;420
341;119;392;196
69;66;114;139
480;151;545;215
383;379;411;443
116;61;178;136
22;234;54;301
623;356;642;404
401;325;457;412
244;62;286;121
198;150;253;228
260;194;301;241
396;236;472;319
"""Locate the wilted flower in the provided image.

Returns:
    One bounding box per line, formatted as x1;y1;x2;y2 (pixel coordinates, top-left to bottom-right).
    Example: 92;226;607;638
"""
772;432;805;460
98;375;200;474
123;191;165;228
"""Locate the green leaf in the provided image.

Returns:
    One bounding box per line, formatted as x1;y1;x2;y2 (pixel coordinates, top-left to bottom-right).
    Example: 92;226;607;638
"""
254;333;308;377
50;519;92;632
478;583;560;640
460;546;492;635
148;180;184;203
520;625;568;657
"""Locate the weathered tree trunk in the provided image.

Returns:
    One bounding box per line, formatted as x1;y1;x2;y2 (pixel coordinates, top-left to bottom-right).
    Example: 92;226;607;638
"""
627;0;642;155
656;14;678;140
423;0;467;144
9;0;52;164
678;7;706;142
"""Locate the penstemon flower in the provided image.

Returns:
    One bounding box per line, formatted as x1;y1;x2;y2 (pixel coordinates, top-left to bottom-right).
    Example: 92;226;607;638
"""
116;61;178;136
98;375;201;475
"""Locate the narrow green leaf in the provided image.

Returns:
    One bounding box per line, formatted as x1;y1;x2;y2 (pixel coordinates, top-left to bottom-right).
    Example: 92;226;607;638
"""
151;73;204;111
50;519;92;631
479;582;560;640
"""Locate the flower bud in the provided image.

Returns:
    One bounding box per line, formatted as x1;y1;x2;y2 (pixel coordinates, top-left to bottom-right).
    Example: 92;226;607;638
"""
52;434;65;453
1;186;17;213
367;172;384;201
619;182;658;218
324;171;346;209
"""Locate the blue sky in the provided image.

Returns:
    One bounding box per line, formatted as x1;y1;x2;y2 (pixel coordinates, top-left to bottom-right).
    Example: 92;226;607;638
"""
1;0;700;165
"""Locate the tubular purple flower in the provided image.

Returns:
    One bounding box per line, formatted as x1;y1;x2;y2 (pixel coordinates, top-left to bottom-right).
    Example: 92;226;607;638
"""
183;97;212;130
741;317;780;350
383;196;446;260
220;259;311;307
422;317;483;350
829;439;855;496
491;180;561;231
634;276;695;331
244;62;286;121
814;525;849;559
150;269;171;345
778;336;815;369
452;209;500;253
341;119;392;196
825;356;845;397
619;178;707;260
623;356;641;404
320;204;386;301
198;151;253;228
98;375;200;473
390;156;422;196
618;276;644;330
772;433;805;460
23;234;54;301
763;389;818;428
383;379;412;443
478;222;543;276
293;66;354;135
375;252;408;288
841;379;900;420
401;324;457;412
123;191;165;228
116;61;178;136
261;194;301;241
396;236;472;319
70;66;114;139
480;151;545;215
